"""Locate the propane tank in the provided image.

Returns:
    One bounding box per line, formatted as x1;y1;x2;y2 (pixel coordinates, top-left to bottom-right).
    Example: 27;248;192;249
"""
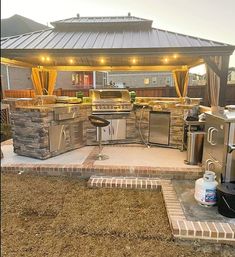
194;171;218;206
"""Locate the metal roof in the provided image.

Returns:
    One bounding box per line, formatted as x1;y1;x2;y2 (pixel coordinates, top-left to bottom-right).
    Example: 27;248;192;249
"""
1;27;230;50
1;15;234;68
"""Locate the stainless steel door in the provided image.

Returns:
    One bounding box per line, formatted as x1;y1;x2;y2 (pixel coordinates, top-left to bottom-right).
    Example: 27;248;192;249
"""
49;125;67;152
97;119;126;141
111;119;126;140
148;111;170;145
203;114;226;164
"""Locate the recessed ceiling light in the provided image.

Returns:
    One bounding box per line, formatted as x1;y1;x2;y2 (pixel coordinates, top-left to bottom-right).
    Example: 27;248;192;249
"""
132;58;136;64
173;54;178;59
41;56;45;61
46;57;50;61
164;58;168;63
69;59;74;64
100;58;105;64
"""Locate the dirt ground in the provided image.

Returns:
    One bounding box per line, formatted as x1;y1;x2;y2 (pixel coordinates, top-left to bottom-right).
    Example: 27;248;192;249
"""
1;174;234;257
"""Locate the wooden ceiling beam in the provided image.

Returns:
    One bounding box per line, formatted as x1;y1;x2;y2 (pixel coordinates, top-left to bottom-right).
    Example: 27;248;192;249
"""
42;65;184;71
0;57;34;68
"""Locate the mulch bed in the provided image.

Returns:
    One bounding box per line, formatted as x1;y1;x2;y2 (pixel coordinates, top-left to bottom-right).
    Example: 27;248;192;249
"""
1;174;232;257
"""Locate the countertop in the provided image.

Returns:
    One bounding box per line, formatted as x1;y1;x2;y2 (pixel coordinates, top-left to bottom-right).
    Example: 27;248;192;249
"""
15;103;92;111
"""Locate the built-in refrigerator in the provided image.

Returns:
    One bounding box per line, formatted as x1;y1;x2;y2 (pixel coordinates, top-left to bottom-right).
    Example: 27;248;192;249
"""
148;111;171;145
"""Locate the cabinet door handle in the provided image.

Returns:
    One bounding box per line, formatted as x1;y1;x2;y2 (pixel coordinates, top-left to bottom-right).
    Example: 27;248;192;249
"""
205;159;215;171
228;144;235;153
207;127;214;143
210;128;218;145
112;126;114;135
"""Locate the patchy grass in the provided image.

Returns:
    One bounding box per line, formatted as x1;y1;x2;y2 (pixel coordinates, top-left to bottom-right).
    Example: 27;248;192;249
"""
1;174;227;257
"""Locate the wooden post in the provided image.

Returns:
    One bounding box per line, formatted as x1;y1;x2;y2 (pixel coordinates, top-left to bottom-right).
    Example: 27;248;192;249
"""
219;55;230;107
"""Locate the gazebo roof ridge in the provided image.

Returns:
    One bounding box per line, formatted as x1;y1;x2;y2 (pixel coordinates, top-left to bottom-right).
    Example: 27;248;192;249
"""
50;14;153;30
50;15;152;25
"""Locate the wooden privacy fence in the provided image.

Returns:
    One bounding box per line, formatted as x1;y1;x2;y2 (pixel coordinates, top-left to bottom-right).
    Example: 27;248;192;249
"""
3;85;235;105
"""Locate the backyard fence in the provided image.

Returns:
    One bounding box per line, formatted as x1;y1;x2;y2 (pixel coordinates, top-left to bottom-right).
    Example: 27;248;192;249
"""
3;84;235;105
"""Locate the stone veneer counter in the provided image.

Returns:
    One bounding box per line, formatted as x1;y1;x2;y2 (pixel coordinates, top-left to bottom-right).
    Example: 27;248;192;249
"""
10;103;92;159
134;100;200;150
7;97;200;159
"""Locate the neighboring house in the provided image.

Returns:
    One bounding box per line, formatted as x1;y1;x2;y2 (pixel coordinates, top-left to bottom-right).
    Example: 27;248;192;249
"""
108;71;174;88
189;73;206;86
228;67;235;84
108;71;207;88
1;14;49;37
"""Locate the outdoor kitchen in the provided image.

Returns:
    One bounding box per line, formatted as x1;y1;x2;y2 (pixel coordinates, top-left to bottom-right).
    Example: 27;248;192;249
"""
4;91;203;159
1;13;235;253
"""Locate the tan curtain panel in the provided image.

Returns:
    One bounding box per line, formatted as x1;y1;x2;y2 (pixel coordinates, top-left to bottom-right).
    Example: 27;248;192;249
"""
47;70;57;95
31;68;43;95
31;68;57;95
173;69;189;98
206;56;221;107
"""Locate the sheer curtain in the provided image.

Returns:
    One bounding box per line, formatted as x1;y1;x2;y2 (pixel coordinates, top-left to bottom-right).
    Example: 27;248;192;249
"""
206;56;222;107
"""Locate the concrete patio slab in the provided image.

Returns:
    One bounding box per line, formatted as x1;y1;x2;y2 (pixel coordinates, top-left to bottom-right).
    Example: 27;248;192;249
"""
1;140;203;179
1;144;94;165
95;145;197;168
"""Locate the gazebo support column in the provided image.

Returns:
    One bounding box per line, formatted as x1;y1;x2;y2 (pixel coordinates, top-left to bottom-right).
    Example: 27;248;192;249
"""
219;55;230;106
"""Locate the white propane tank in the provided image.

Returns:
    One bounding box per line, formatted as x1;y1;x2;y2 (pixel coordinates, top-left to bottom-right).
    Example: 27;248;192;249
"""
194;171;218;206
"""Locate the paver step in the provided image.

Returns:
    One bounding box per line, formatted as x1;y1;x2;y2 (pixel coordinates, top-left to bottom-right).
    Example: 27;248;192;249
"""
87;175;161;190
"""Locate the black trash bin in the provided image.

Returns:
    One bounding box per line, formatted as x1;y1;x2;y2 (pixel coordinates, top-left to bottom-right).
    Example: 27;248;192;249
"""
216;183;235;218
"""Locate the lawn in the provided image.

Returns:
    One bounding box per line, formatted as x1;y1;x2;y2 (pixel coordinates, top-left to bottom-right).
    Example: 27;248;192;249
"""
1;174;229;257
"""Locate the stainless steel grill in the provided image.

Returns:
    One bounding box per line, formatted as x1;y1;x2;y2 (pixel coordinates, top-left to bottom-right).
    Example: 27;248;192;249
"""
89;89;132;114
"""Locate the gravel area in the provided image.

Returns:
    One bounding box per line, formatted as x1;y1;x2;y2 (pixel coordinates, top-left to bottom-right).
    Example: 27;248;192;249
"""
1;174;233;257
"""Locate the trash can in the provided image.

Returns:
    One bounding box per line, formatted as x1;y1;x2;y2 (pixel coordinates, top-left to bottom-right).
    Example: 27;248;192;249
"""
217;183;235;218
186;131;205;165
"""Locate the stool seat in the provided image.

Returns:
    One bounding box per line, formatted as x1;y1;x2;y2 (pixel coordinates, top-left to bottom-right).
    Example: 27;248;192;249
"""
88;115;110;160
88;115;110;127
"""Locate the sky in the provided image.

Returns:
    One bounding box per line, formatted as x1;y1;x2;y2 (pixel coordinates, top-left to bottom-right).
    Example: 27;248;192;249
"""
1;0;235;73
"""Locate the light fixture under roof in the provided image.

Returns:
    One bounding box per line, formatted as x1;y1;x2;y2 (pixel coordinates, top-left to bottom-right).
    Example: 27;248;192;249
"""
132;58;136;64
173;54;178;59
41;56;45;61
69;59;74;64
164;57;168;63
46;57;50;61
100;58;105;64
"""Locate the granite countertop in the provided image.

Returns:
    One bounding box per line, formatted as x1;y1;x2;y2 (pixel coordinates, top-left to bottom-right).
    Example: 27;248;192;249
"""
15;103;92;111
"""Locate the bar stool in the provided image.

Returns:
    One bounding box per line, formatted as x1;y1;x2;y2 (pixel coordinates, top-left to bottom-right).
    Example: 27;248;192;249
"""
88;115;110;160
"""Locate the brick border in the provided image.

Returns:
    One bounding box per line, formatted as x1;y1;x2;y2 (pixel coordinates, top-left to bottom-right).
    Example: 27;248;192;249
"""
161;180;235;243
88;175;161;190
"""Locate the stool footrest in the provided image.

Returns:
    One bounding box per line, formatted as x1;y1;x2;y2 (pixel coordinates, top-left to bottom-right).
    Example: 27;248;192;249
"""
96;154;109;161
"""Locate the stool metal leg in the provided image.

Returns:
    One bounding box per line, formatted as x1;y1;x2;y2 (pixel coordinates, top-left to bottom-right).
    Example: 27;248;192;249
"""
96;127;109;160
